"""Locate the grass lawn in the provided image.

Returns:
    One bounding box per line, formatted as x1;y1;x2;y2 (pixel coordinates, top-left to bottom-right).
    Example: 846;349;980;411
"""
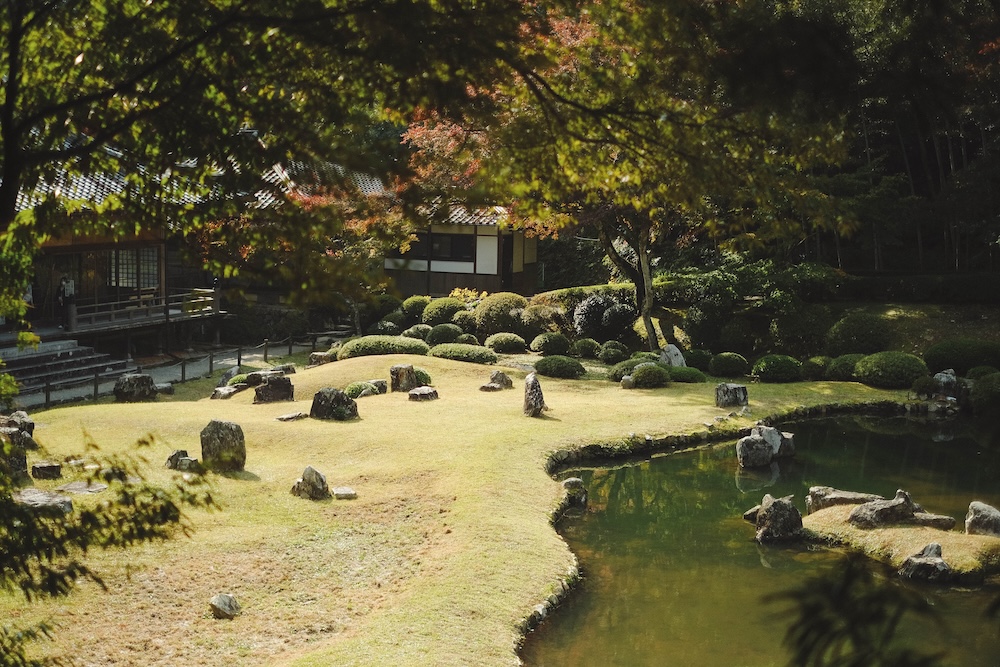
4;354;908;666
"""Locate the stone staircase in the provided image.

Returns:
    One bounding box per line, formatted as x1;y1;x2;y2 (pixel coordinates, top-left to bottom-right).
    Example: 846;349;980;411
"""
0;340;133;394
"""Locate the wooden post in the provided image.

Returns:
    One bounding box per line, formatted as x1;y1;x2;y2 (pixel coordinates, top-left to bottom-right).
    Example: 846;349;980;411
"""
93;370;100;400
288;337;293;357
208;352;215;376
264;339;269;363
181;359;187;382
45;380;52;409
237;347;242;366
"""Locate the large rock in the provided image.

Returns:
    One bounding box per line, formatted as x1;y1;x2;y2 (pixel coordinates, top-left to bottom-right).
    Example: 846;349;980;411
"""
310;388;358;421
408;386;439;401
253;375;294;403
489;370;514;389
898;543;954;582
562;477;587;507
0;431;27;476
0;425;37;452
659;344;687;367
211;385;246;400
752;494;803;543
216;366;242;388
523;372;548;417
200;420;246;472
3;410;35;436
291;466;331;500
715;383;748;408
113;373;158;402
848;489;917;528
367;379;388;394
390;365;420;392
806;486;885;514
735;434;773;468
933;369;957;396
13;488;73;513
912;512;957;531
965;501;1000;537
308;351;337;366
31;461;62;479
751;425;795;458
209;593;242;619
165;449;200;472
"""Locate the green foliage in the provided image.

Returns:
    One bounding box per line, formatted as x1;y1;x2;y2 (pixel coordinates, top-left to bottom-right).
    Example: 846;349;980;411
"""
607;357;665;382
474;292;528;336
401;323;432;340
414;367;432;386
372;294;403;321
455;333;480;346
752;354;802;383
367;320;401;336
227;373;249;387
682;349;713;372
631;363;671;388
574;294;634;342
519;304;565;340
570;337;601;359
825;354;866;381
718;316;760;359
221;303;309;345
853;352;929;390
967;365;1000;380
422;297;467;326
969;372;1000;415
801;356;833;381
631;351;660;361
429;343;498;365
401;296;432;323
770;304;833;357
484;332;527;354
923;338;1000;375
910;375;938;398
530;332;571;356
709;352;749;378
451;309;478;334
534;355;586;379
598;340;630;365
425;323;463;346
344;381;379;399
666;366;707;383
381;310;406;327
825;313;894;357
336;335;430;360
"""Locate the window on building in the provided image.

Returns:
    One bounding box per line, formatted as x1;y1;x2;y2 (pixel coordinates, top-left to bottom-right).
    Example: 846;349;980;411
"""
431;234;474;261
109;248;158;288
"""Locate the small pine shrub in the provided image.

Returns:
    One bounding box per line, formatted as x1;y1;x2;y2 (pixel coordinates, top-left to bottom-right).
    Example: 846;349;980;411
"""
923;338;1000;375
800;356;833;381
422;297;467;326
344;381;379;399
910;375;937;398
825;353;865;381
455;333;480;345
969;372;1000;414
366;320;401;336
337;335;430;360
426;323;463;346
709;352;749;378
967;365;1000;380
573;294;617;341
451;310;477;334
752;354;802;383
682;349;713;372
531;332;571;356
598;340;630;365
474;292;529;336
826;312;894;357
601;302;638;340
534;355;586;379
414;367;432;386
401;295;432;324
520;304;563;340
484;332;527;353
227;373;249;386
373;294;403;320
854;351;929;389
666;366;707;383
429;343;498;365
570;338;601;359
631;363;671;388
401;323;432;340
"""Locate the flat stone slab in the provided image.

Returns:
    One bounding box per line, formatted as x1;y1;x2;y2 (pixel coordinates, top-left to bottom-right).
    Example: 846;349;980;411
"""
57;480;109;494
806;486;885;514
332;486;357;500
13;488;73;513
408;386;439;401
211;385;247;400
275;412;309;422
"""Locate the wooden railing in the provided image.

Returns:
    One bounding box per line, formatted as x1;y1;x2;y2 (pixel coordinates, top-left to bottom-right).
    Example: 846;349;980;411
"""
68;288;220;331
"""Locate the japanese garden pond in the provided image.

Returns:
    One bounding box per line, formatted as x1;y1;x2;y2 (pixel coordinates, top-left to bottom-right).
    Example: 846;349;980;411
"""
520;415;1000;666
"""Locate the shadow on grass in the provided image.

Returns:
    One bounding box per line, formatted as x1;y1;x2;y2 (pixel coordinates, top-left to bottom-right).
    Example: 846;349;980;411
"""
214;469;262;482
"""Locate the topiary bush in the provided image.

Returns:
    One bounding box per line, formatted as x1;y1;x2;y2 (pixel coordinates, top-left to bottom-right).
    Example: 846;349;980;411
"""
752;354;802;383
531;332;571;356
451;309;478;334
608;358;666;382
853;351;929;389
570;337;601;359
372;294;403;321
573;293;617;341
343;381;379;399
709;352;749;378
682;349;713;372
414;367;432;386
366;320;401;336
337;335;430;360
422;297;468;326
923;337;1000;375
401;323;432;340
429;343;498;365
825;312;894;357
455;333;480;346
598;340;630;365
484;332;527;353
425;323;463;346
401;295;432;324
601;302;638;340
519;304;564;340
474;292;529;336
825;353;865;381
967;365;1000;380
381;310;406;327
800;356;833;381
534;355;586;379
910;375;937;398
969;371;1000;414
631;363;671;388
666;366;707;383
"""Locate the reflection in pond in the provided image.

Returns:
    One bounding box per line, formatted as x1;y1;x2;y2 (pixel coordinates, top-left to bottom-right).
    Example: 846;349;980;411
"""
520;417;1000;667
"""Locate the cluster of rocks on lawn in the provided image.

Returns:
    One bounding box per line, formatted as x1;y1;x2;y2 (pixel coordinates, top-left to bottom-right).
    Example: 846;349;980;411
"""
743;485;1000;583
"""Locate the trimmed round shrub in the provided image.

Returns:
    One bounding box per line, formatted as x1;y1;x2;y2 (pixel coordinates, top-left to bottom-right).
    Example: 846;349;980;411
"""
373;294;403;320
401;323;432;340
666;366;707;383
366;320;401;336
381;310;406;327
601;302;638;340
800;356;833;381
343;381;379;399
455;333;480;345
825;312;894;357
534;355;586;379
598;340;630;365
825;353;865;381
853;351;929;389
570;338;601;359
426;323;463;346
337;335;430;360
608;358;663;382
451;309;478;334
429;343;498;365
752;354;802;383
474;292;529;336
967;365;1000;380
923;337;1000;375
422;297;467;326
519;304;563;340
414;367;432;386
401;295;432;323
969;371;1000;414
709;352;749;378
531;332;571;356
631;351;660;361
911;375;937;398
484;332;527;354
682;349;713;372
573;294;617;341
631;363;671;388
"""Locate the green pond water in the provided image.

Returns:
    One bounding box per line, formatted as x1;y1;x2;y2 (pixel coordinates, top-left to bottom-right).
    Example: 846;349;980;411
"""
520;416;1000;666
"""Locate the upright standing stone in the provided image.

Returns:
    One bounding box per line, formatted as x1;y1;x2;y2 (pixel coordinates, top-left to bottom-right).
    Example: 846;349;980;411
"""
253;375;294;403
753;494;803;543
310;388;359;421
200;420;246;472
390;365;419;392
291;466;331;500
489;370;514;389
715;383;748;408
524;372;548;417
216;366;242;388
659;344;687;367
966;501;1000;536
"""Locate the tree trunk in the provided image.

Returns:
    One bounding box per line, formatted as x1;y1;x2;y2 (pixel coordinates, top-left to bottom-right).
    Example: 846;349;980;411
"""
637;233;659;351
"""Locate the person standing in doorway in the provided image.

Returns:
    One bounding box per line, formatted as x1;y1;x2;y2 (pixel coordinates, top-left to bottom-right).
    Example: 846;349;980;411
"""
56;276;72;329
